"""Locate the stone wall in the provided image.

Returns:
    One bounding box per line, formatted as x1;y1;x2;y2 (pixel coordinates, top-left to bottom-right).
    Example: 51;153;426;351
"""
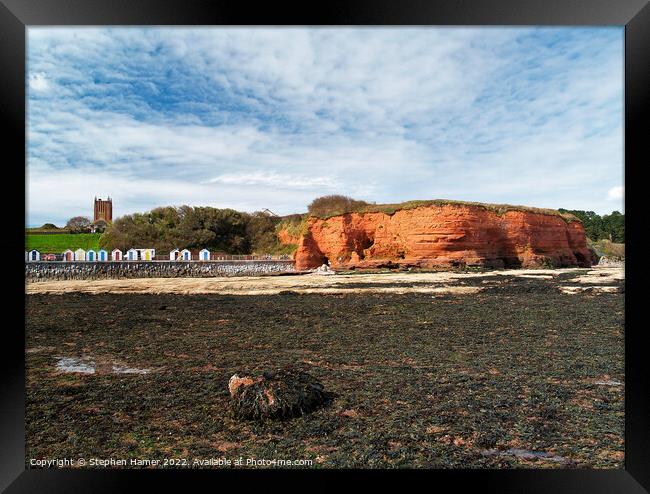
26;261;296;281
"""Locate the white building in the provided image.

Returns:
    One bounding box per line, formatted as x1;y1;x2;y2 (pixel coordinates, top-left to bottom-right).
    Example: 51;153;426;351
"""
199;249;210;261
74;249;86;261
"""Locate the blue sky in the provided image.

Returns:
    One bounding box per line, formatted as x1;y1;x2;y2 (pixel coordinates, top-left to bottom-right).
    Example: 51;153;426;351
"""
27;27;623;226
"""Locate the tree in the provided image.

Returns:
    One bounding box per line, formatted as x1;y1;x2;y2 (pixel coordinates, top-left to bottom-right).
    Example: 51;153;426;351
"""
558;209;624;243
92;220;108;233
99;206;277;254
66;216;92;234
307;195;369;218
40;223;59;230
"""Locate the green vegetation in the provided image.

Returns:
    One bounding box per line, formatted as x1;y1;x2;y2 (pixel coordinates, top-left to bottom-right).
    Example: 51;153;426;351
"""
308;196;580;222
99;206;290;255
589;239;625;259
25;233;101;253
307;195;370;218
275;214;309;239
558;209;624;243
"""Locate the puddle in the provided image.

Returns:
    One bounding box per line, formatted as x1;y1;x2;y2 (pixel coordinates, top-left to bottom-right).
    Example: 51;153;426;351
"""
55;356;150;375
56;357;96;374
112;364;150;374
595;380;623;386
482;448;568;463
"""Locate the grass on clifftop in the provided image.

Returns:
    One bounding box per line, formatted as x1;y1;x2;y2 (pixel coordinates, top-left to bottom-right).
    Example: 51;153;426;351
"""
309;199;580;223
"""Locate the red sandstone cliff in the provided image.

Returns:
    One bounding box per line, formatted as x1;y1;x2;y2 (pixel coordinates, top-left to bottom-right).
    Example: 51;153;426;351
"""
279;203;592;270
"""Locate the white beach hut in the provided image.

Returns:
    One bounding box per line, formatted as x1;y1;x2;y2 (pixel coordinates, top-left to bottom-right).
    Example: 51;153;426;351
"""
199;248;210;261
169;248;179;261
28;250;40;262
86;250;97;262
74;249;86;261
180;249;191;261
62;249;74;262
126;248;138;261
142;248;155;261
98;249;108;261
111;248;122;261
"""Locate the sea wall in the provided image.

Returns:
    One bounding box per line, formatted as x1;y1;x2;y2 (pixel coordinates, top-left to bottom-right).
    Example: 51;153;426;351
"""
26;261;296;281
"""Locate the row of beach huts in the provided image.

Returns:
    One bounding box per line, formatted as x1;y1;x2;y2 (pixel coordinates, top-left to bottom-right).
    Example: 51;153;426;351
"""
25;248;288;262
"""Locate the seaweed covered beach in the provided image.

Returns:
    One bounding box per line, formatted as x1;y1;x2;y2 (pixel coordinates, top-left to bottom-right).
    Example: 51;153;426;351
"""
25;269;624;468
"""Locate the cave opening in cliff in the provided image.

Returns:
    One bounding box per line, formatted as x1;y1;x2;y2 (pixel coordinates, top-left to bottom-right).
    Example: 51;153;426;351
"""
574;251;587;266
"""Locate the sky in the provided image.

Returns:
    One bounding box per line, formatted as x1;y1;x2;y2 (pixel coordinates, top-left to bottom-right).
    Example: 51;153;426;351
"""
26;27;624;227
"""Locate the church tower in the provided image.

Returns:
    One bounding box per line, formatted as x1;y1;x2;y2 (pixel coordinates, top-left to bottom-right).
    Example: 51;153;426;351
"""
93;197;113;223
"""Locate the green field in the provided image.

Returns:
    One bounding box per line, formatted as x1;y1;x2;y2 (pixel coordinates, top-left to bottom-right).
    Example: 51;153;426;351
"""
25;233;102;253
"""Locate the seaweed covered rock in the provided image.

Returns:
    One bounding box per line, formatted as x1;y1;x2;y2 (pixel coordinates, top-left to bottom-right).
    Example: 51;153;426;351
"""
229;369;328;420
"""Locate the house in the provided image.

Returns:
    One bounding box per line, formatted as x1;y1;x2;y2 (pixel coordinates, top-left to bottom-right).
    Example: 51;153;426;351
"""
170;249;179;261
111;248;122;261
28;250;40;262
126;248;138;261
86;250;97;262
74;249;86;261
199;248;210;261
62;249;74;261
141;248;155;261
179;249;191;261
98;249;108;261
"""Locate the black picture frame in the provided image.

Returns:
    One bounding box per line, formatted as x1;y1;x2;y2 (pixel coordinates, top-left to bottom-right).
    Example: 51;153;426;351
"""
2;0;647;491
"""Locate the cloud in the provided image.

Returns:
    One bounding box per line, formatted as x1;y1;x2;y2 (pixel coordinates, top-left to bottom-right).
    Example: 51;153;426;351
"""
26;27;624;225
607;186;624;201
28;72;49;92
207;171;340;189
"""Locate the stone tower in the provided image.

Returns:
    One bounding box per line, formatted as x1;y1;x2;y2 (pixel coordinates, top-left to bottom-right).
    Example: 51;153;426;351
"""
93;196;113;223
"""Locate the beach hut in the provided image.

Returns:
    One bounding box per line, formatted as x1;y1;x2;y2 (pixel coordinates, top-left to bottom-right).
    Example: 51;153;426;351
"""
180;249;191;261
98;249;108;261
199;248;210;261
62;249;74;262
28;250;40;262
86;250;97;262
74;249;86;261
126;248;137;261
169;249;179;261
143;248;155;261
111;248;122;261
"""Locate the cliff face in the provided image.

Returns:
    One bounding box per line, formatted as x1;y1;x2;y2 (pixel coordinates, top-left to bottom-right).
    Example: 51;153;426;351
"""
281;204;592;270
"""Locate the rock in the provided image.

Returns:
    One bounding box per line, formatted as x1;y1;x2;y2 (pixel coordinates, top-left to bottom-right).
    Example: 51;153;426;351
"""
597;255;624;267
312;263;336;275
229;369;329;420
280;203;593;270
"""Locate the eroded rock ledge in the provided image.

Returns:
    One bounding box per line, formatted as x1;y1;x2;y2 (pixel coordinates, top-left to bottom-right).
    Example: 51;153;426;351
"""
280;203;593;270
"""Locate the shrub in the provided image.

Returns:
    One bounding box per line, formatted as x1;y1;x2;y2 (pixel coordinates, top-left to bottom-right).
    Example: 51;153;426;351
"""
307;195;370;218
